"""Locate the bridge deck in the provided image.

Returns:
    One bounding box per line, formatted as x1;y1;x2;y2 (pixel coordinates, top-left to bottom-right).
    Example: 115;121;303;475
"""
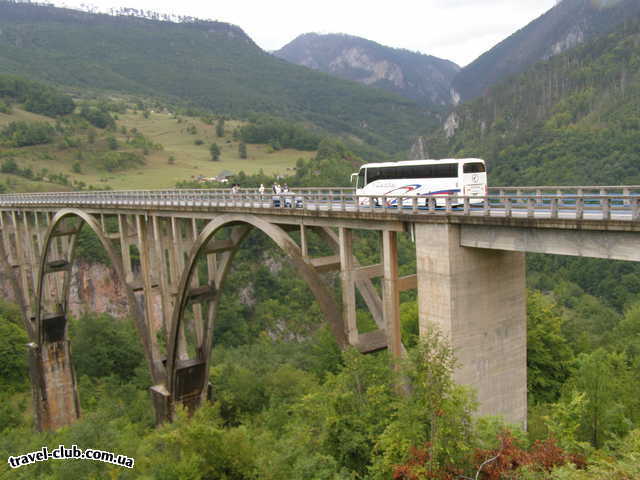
1;187;639;233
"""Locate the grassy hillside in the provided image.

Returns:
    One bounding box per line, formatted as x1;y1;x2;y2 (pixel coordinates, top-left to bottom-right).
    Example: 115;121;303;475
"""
428;16;640;186
0;2;435;155
83;111;315;190
0;106;316;190
0;73;322;191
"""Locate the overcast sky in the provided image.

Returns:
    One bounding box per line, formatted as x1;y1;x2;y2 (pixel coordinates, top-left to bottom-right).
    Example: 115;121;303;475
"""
55;0;559;66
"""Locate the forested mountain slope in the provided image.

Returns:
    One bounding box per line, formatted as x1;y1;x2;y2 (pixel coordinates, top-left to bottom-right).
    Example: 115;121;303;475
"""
452;0;640;101
429;16;640;186
274;33;460;107
0;2;432;154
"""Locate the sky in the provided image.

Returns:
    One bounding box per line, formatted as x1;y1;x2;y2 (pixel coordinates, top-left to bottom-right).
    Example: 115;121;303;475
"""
55;0;559;67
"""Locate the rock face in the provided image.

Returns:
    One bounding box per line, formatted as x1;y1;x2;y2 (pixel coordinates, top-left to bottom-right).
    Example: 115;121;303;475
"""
452;0;640;101
67;262;129;318
0;261;130;319
274;33;460;107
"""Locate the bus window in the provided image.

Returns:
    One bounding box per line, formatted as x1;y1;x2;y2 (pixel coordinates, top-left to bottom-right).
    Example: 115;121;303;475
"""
365;162;460;183
463;162;486;173
431;163;457;178
357;169;365;189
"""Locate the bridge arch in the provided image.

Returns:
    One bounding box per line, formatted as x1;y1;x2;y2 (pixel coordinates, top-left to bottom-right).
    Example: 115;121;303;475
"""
35;209;152;355
165;213;347;414
31;209;158;430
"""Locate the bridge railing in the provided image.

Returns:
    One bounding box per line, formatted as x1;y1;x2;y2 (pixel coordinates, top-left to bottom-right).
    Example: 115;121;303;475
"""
0;188;639;221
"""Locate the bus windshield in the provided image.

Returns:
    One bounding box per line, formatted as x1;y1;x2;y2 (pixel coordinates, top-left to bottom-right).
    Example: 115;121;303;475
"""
357;169;365;189
463;162;486;173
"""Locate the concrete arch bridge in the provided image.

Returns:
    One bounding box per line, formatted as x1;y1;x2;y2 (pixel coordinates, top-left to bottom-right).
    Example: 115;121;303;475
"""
0;186;638;430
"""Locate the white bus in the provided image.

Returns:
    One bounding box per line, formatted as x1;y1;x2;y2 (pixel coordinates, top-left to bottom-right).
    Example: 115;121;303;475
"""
351;158;487;207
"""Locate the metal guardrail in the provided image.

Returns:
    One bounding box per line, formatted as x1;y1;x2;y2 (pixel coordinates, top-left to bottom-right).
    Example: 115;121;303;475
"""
0;187;639;222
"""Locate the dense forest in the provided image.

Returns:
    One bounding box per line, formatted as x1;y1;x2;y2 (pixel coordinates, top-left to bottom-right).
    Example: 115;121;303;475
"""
429;17;640;186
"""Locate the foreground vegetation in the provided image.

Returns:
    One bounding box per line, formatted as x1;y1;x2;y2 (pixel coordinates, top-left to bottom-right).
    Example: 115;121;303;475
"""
0;299;638;478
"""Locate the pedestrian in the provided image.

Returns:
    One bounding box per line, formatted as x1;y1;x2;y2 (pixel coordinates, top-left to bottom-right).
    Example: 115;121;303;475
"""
272;183;281;207
259;183;265;200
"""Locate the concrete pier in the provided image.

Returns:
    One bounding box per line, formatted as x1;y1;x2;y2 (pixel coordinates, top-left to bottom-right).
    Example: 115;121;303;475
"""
29;340;80;431
415;223;527;427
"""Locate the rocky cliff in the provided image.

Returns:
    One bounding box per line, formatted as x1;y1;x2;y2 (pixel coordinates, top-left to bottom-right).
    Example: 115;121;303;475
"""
274;33;460;107
0;262;130;319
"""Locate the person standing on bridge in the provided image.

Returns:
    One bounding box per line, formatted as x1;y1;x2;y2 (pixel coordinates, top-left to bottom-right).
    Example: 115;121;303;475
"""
259;183;265;199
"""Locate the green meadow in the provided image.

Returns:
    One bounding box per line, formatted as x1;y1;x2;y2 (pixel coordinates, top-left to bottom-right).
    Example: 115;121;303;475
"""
0;108;315;191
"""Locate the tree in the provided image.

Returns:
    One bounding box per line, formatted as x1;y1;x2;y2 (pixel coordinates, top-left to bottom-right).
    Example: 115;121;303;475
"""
216;118;225;137
70;313;143;380
238;141;247;159
209;143;221;161
80;105;115;129
106;135;118;150
1;158;18;174
0;315;28;389
567;349;631;448
527;291;572;404
1;121;55;147
137;405;258;479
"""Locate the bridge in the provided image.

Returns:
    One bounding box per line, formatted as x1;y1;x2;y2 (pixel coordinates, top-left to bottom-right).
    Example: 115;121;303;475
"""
1;186;638;431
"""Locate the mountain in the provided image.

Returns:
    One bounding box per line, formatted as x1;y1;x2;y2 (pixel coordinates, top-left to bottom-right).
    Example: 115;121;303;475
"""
0;2;434;154
426;14;640;186
274;33;460;107
452;0;640;102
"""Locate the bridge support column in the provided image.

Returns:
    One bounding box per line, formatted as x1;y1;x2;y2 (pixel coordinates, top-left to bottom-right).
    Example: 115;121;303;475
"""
415;223;527;427
28;337;80;431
